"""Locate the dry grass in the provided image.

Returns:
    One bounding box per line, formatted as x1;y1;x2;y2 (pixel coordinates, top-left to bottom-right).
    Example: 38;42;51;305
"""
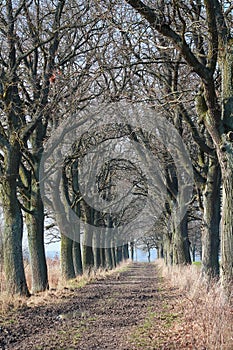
24;255;62;291
156;259;233;350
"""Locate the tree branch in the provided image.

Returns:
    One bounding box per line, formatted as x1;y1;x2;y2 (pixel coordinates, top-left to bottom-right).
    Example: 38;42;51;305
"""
125;0;212;81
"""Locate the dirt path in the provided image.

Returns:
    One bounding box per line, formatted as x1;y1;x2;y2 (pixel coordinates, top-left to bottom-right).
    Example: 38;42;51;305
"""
0;263;177;350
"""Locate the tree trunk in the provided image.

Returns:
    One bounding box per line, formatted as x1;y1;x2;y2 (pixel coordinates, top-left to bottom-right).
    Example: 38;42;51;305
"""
123;243;129;260
93;231;101;270
60;234;75;280
82;240;94;271
82;226;94;270
73;240;83;276
111;245;117;268
172;212;191;265
1;177;29;296
99;231;106;268
130;241;134;261
163;232;173;265
82;206;94;271
218;40;233;291
116;246;123;264
100;247;106;268
25;171;48;293
192;245;196;262
157;244;164;259
147;246;151;262
219;154;233;291
26;209;48;292
69;167;83;276
201;158;221;278
105;247;113;269
52;179;76;281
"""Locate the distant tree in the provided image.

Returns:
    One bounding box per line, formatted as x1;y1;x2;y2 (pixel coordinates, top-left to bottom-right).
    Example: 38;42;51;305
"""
137;232;158;262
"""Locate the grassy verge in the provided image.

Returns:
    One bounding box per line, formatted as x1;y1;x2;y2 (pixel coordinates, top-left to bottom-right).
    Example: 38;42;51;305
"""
158;260;233;349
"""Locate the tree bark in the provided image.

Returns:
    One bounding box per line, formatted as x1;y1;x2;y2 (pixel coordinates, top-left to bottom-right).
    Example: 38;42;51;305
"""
157;244;164;259
130;241;134;261
25;168;48;293
93;231;101;270
218;37;233;291
123;243;129;260
116;245;123;264
201;158;221;278
82;240;94;271
73;240;83;276
82;207;94;271
191;245;196;262
219;152;233;291
172;212;191;265
71;172;83;276
100;247;106;268
147;245;151;263
60;234;75;280
163;232;173;265
105;247;113;269
1;152;29;296
52;176;76;281
26;210;48;292
111;245;117;268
